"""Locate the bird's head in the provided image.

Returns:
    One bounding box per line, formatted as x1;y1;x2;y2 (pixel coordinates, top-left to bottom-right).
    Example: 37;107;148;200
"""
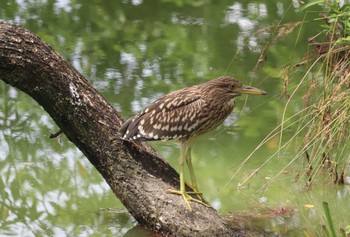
208;76;268;97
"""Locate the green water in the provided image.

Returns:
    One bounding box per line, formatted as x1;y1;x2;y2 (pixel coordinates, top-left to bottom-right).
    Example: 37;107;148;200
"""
0;1;349;236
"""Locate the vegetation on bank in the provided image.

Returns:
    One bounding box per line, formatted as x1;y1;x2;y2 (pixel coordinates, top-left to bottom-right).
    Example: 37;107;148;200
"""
235;1;350;235
277;1;349;235
297;0;350;186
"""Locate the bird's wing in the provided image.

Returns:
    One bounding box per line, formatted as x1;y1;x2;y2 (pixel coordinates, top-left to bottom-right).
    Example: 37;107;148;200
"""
120;88;211;141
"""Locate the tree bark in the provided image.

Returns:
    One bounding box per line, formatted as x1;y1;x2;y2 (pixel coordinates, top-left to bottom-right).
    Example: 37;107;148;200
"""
0;21;249;237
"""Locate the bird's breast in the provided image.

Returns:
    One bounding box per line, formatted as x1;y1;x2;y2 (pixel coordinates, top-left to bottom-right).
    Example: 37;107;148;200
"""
187;98;235;138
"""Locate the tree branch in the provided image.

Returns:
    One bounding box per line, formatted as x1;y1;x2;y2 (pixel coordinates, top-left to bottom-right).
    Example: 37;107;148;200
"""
0;21;249;237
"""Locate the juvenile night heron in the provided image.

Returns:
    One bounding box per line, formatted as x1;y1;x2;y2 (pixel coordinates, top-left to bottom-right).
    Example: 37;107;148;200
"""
120;76;267;210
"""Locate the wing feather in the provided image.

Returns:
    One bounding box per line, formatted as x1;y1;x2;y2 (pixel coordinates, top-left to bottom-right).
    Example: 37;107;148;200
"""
120;87;211;141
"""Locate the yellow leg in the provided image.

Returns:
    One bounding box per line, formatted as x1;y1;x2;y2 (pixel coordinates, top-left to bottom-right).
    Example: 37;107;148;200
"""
184;144;211;205
167;141;210;210
185;146;199;192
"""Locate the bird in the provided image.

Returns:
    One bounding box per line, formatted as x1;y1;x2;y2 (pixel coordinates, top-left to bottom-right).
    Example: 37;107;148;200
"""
119;76;267;210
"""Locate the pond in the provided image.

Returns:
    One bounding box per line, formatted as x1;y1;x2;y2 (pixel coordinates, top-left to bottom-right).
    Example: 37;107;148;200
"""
0;0;349;236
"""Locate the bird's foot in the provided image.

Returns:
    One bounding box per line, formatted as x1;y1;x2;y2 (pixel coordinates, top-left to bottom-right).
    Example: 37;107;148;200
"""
193;192;211;206
183;182;210;205
167;189;211;210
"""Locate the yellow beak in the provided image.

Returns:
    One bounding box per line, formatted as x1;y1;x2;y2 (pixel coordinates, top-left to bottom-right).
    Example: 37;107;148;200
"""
235;85;268;95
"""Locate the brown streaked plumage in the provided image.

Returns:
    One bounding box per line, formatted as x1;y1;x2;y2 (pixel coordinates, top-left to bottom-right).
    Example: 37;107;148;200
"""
120;76;267;210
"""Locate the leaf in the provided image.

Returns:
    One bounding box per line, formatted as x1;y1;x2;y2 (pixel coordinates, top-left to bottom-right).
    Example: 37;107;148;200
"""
299;0;327;12
323;202;337;237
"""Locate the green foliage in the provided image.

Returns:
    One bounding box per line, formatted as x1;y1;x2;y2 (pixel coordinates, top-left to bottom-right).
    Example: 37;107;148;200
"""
322;202;337;237
302;0;350;39
324;1;350;38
